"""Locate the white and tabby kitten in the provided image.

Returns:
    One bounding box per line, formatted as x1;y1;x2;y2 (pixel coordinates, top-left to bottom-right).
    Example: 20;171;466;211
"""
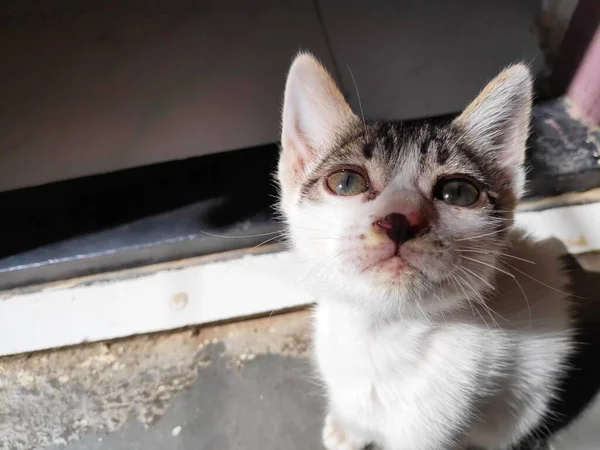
277;53;599;450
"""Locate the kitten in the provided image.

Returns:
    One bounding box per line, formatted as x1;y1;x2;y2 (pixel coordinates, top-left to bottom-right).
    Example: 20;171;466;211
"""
277;53;600;450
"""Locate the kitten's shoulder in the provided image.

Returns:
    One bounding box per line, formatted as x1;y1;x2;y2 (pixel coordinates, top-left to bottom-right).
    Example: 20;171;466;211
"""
492;228;572;324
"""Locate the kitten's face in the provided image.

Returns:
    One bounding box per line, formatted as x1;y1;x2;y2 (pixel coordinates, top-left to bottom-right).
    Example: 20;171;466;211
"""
278;54;532;317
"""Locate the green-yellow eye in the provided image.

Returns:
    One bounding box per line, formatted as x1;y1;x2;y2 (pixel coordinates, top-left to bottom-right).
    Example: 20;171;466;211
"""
326;170;369;196
435;178;480;206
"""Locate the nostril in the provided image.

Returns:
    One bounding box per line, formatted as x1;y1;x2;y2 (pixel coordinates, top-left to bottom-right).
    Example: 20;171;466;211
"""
375;218;393;231
376;213;415;244
384;213;409;225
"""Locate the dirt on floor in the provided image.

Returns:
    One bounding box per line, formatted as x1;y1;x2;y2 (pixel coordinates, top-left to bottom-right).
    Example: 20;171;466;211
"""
0;310;312;450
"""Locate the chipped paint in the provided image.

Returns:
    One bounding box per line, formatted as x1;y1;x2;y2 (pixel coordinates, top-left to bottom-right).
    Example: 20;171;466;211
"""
169;292;189;310
567;235;589;247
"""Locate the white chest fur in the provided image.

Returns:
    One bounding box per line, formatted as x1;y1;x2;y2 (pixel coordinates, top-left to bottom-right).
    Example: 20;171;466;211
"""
314;283;573;450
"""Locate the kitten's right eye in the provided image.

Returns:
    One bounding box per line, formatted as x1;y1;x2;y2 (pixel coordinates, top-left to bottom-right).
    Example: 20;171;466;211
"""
326;170;369;196
434;178;480;206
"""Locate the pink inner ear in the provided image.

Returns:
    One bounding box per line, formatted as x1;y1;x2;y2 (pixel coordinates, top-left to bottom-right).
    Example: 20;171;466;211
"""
290;151;305;177
282;118;317;169
279;135;309;187
503;139;526;167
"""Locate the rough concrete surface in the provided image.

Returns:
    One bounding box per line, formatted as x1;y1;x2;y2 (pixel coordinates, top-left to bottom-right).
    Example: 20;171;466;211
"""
0;311;322;450
2;253;600;450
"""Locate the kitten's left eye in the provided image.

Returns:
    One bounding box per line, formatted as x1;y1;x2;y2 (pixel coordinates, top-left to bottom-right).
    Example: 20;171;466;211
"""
326;170;369;196
435;178;480;206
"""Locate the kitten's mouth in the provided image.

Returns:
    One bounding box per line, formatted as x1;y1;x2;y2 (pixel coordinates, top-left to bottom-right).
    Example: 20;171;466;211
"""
361;253;407;274
384;253;407;265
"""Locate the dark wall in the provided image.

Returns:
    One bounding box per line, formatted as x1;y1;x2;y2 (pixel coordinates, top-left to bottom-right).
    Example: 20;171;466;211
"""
0;0;542;192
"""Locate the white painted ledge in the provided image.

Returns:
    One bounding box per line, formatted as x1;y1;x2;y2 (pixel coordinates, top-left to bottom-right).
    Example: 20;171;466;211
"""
0;248;313;356
1;200;600;357
516;202;600;253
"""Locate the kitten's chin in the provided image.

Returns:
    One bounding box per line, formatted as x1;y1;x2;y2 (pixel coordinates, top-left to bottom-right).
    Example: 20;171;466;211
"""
361;255;410;284
357;244;454;288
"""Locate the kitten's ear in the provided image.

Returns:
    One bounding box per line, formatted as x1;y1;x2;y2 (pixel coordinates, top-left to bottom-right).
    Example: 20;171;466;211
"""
453;64;532;194
280;53;358;182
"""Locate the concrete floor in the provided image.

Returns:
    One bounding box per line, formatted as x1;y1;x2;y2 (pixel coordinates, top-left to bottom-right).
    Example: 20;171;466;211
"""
0;311;322;450
2;253;600;450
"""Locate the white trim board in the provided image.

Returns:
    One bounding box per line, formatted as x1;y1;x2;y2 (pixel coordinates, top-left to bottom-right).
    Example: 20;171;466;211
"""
516;201;600;253
1;201;600;357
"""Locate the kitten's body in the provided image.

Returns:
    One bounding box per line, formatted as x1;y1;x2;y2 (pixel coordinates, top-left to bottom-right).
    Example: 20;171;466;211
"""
315;230;571;450
277;53;599;449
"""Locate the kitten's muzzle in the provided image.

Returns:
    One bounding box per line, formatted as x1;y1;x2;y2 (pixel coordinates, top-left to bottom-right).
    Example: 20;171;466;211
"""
375;213;419;245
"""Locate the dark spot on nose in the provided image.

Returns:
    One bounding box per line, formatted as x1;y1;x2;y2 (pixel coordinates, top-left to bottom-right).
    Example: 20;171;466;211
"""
376;213;415;244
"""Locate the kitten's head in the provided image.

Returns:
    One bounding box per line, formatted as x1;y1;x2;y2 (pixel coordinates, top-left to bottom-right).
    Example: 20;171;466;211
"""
277;53;532;318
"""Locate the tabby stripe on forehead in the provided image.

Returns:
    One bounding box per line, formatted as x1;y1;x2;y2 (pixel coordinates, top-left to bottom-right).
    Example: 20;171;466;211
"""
362;141;375;159
454;142;491;181
436;145;450;165
423;126;448;165
379;122;396;154
337;129;367;154
419;139;430;167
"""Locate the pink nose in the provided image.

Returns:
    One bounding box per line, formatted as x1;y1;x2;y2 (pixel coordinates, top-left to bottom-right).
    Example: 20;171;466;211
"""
375;213;424;244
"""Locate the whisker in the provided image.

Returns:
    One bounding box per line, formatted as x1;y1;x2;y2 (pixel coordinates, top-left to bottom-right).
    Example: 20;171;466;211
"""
458;249;535;265
461;267;504;330
454;272;491;329
414;292;431;321
460;256;516;278
199;230;284;239
297;250;348;286
502;263;532;325
436;293;448;325
346;64;367;136
449;274;477;319
306;236;346;241
500;261;587;300
488;209;520;213
456;226;513;242
461;256;532;322
459;266;496;291
298;209;340;228
241;235;286;257
478;301;510;330
456;268;491;307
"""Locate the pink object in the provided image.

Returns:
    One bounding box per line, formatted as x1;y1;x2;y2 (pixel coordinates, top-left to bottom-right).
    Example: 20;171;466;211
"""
552;0;600;125
568;25;600;125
